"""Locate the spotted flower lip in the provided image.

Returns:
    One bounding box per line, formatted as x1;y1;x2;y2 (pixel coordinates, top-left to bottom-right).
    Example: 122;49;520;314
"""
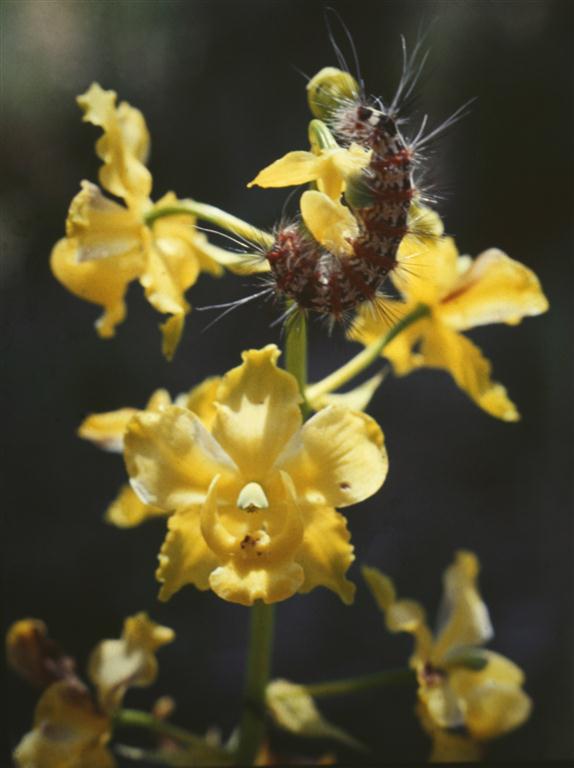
363;551;532;747
50;83;252;359
349;207;549;421
123;345;389;606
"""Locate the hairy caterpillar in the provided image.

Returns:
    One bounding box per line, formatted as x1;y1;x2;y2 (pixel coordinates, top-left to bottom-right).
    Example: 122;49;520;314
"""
263;39;467;324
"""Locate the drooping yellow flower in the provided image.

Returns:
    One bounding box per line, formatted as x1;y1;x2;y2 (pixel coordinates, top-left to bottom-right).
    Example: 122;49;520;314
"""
363;552;532;760
349;209;549;420
78;379;220;528
51;84;250;359
124;345;388;606
11;614;173;768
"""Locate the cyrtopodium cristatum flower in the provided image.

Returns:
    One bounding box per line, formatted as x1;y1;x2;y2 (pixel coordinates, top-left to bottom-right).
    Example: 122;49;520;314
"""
349;210;549;420
10;614;173;768
124;345;388;606
363;551;532;760
50;84;250;359
78;379;220;528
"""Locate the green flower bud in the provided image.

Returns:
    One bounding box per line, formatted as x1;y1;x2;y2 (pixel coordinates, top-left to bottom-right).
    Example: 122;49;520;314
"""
307;67;359;121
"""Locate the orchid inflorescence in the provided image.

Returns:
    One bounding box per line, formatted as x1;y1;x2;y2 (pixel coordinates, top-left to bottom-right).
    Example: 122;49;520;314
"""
7;45;548;768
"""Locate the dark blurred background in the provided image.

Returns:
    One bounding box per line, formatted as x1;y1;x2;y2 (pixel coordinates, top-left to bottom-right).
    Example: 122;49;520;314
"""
2;0;573;764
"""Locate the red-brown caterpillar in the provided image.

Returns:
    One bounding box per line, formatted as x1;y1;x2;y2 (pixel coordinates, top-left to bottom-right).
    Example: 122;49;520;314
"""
268;102;414;319
264;45;466;324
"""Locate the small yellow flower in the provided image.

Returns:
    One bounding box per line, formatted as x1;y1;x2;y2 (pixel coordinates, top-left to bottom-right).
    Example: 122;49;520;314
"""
78;379;220;528
124;345;388;606
363;551;532;759
349;210;549;420
248;142;370;202
51;84;249;359
11;614;173;768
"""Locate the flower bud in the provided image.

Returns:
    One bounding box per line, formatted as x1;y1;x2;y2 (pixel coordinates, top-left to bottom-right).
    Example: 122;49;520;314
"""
6;619;76;688
307;67;359;121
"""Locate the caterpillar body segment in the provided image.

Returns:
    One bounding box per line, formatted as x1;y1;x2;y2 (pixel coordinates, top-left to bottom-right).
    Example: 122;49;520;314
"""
265;89;419;321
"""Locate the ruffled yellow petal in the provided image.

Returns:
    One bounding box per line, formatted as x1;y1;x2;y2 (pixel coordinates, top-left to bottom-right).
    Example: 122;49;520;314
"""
78;83;152;207
124;406;237;510
438;248;549;331
296;505;355;604
105;483;166;528
160;314;186;361
395;231;459;305
248;151;321;189
278;405;388;508
249;144;370;201
448;652;533;740
139;233;197;359
209;559;305;606
300;190;358;256
362;566;433;660
420;323;520;421
461;681;532;740
448;650;524;693
13;680;114;768
211;346;302;477
78;389;170;453
88;613;173;712
175;377;221;430
156;505;219;601
65;181;143;262
51;201;143;338
78;409;138;453
432;551;493;664
329;144;371;189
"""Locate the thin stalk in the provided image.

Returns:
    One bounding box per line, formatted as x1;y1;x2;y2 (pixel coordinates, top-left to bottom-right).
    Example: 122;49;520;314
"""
112;709;225;754
285;310;312;420
234;602;276;765
306;303;430;402
144;200;274;249
305;667;416;699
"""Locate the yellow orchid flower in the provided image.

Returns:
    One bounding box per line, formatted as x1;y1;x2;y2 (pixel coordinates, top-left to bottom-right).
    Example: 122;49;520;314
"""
248;141;370;202
11;614;173;768
363;551;532;759
78;379;221;528
50;84;248;359
123;345;388;606
349;209;549;420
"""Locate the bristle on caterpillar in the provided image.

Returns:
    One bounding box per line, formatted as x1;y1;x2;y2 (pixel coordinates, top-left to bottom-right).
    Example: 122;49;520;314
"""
263;51;443;323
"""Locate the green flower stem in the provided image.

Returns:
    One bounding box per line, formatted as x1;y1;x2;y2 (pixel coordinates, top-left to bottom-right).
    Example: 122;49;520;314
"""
285;310;312;420
112;708;225;754
144;199;274;249
305;667;416;699
235;602;276;765
306;302;430;403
